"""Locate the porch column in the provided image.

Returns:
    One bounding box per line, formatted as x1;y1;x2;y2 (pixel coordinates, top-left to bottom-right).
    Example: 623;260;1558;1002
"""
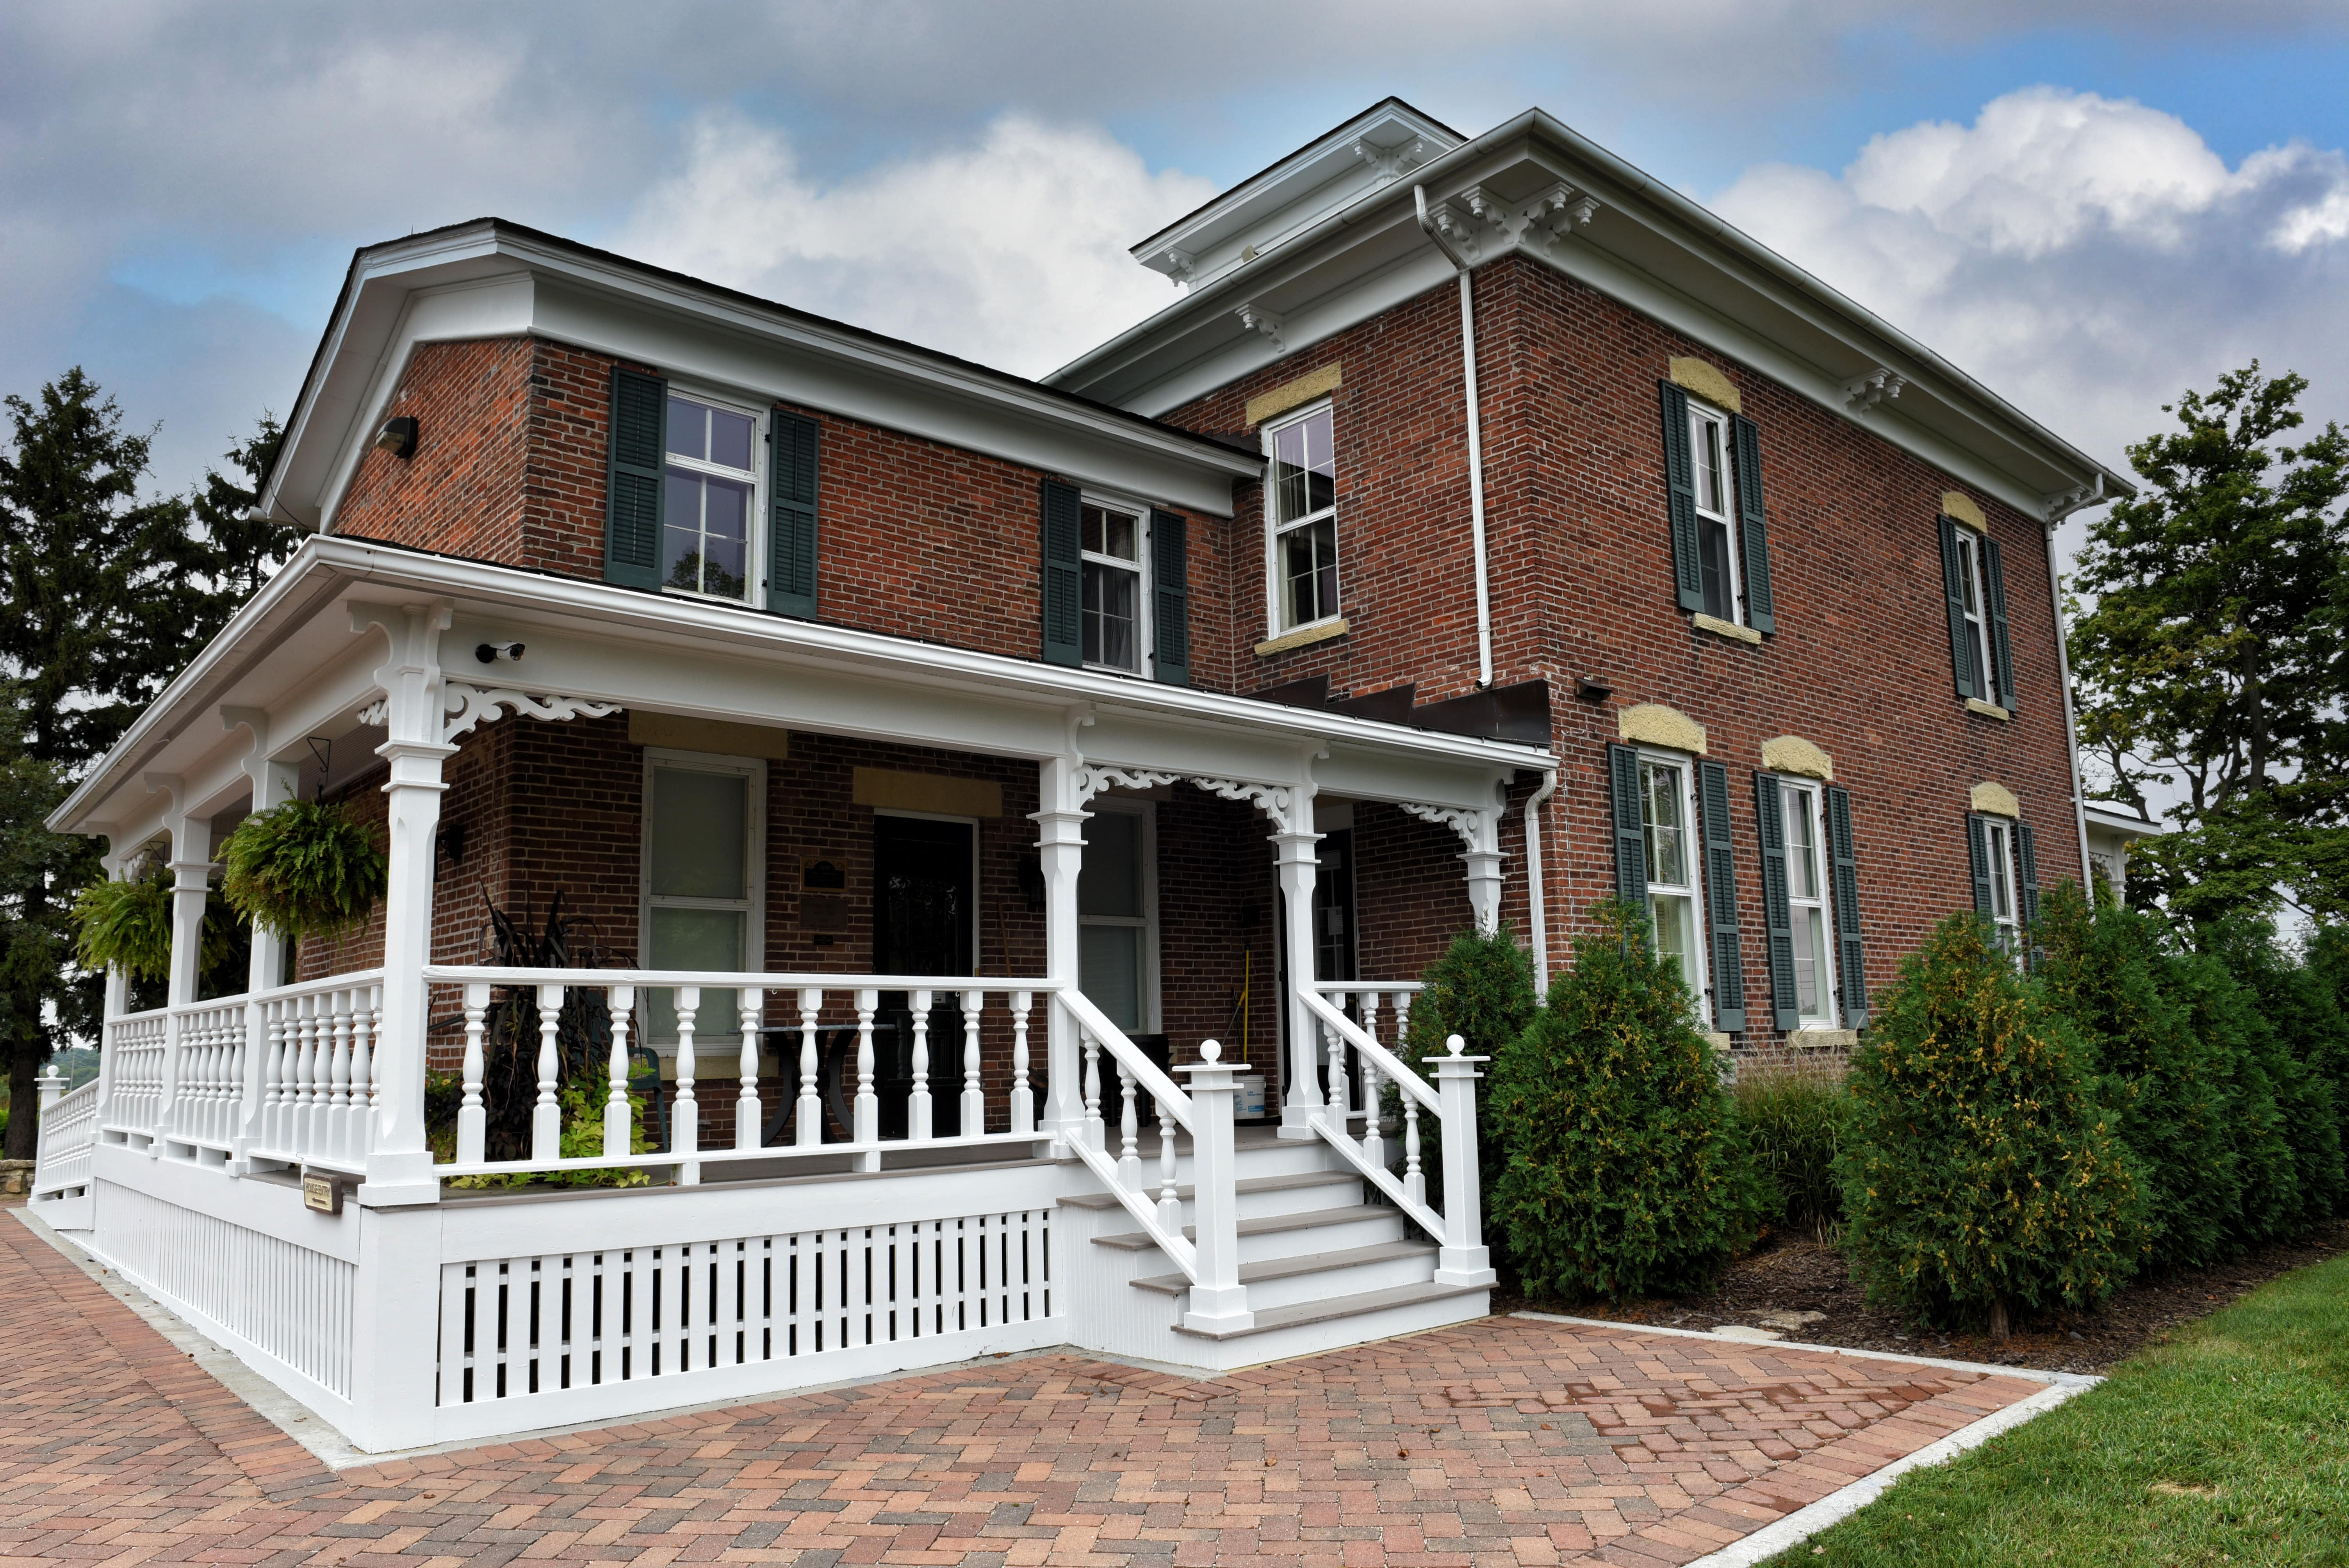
225;710;298;1169
1463;802;1504;937
150;779;211;1139
353;601;454;1208
93;839;130;1123
1033;754;1089;1153
1273;815;1323;1141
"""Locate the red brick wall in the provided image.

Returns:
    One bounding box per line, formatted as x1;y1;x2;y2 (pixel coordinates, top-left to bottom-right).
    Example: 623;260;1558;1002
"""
1165;255;2086;1053
334;339;531;562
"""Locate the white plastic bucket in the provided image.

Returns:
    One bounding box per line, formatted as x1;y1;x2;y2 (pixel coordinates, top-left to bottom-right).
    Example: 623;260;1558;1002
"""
1232;1073;1267;1120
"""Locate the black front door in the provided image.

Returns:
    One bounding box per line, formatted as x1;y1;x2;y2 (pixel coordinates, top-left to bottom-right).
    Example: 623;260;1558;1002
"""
872;815;974;1136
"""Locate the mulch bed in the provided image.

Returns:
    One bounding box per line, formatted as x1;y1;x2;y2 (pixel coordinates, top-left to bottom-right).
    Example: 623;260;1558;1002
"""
1501;1216;2349;1375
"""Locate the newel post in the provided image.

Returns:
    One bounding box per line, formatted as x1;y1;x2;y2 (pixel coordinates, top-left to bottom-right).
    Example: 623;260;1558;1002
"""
1176;1039;1252;1332
1033;752;1089;1153
1429;1034;1496;1287
352;600;456;1209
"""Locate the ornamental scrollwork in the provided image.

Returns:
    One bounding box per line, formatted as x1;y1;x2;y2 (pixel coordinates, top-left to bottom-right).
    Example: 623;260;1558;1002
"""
440;682;621;743
1073;766;1179;806
1399;801;1485;854
1188;776;1305;836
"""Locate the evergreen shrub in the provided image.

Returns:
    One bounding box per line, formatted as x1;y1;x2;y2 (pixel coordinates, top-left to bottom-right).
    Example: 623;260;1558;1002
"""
2225;923;2349;1220
1399;921;1538;1225
2155;941;2300;1246
1485;901;1766;1301
1841;913;2140;1337
2035;882;2236;1270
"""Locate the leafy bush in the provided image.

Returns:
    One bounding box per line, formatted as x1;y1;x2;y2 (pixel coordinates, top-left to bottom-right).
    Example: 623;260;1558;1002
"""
219;797;386;942
2035;882;2235;1271
1485;901;1766;1302
1734;1069;1855;1240
1399;921;1538;1218
1841;913;2141;1337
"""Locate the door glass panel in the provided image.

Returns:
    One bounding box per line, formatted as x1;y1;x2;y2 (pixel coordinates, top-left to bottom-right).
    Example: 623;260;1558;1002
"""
1079;811;1141;918
1079;926;1143;1030
649;768;748;898
647;907;744;1041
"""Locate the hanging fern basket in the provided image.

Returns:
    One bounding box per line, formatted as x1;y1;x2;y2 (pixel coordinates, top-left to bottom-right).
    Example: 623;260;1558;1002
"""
219;798;389;943
71;875;175;980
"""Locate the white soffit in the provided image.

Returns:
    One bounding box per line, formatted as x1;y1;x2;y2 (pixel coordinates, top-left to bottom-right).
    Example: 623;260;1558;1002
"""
1052;112;2130;521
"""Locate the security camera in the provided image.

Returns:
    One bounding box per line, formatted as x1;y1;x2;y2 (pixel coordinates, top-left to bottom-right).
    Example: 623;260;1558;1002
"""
474;642;525;664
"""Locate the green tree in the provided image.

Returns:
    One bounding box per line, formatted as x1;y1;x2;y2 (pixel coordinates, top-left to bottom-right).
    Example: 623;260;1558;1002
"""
2067;363;2349;923
2034;882;2237;1272
189;417;294;607
2153;940;2300;1247
1841;914;2140;1338
1484;902;1765;1302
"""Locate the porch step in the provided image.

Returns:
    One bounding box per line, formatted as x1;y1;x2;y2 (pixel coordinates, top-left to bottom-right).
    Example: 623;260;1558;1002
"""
1090;1203;1401;1252
1055;1169;1359;1212
1128;1238;1435;1295
1171;1280;1486;1341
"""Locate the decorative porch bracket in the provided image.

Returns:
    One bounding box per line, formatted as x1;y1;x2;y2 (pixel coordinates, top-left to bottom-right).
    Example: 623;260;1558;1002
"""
1397;797;1507;935
356;681;621;743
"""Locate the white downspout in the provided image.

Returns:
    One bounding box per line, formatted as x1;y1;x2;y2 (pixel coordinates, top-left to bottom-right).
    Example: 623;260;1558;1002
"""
1522;769;1560;990
1415;185;1493;688
2045;474;2106;888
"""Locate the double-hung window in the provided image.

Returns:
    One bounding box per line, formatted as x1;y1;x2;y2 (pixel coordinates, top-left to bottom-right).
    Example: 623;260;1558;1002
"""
1777;778;1839;1026
1265;404;1338;633
1081;503;1147;672
1687;401;1745;625
642;751;766;1045
1640;754;1706;1018
1077;799;1158;1031
1953;527;2004;709
1981;816;2020;951
663;394;760;602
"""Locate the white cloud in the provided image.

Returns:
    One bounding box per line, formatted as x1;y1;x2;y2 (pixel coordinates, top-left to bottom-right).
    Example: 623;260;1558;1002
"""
1712;87;2349;466
614;112;1217;378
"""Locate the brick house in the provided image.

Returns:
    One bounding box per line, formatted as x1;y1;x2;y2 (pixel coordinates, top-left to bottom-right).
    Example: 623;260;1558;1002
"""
31;99;2120;1451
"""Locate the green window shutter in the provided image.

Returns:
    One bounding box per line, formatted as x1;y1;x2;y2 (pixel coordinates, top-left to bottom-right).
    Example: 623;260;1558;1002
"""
1824;784;1868;1027
1698;759;1745;1032
1730;414;1775;634
605;366;667;590
1150;508;1191;686
1753;773;1799;1033
767;410;819;619
1608;744;1648;914
1966;814;1995;919
1040;478;1082;666
1939;515;1977;700
2016;817;2040;928
1983;534;2017;712
1657;381;1705;612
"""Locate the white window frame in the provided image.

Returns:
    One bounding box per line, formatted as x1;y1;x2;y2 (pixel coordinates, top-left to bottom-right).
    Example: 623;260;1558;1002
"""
1638;750;1709;1028
661;385;765;608
1953;526;2003;709
1262;400;1340;638
870;807;985;978
638;747;768;1049
1982;815;2021;953
1078;493;1153;677
1776;776;1841;1028
1687;399;1746;627
1078;796;1161;1032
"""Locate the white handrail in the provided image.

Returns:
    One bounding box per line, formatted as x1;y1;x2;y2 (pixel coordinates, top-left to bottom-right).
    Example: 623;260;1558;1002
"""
1298;987;1440;1117
1054;989;1192;1133
31;1079;100;1196
1296;986;1449;1244
421;964;1054;991
1052;989;1199;1278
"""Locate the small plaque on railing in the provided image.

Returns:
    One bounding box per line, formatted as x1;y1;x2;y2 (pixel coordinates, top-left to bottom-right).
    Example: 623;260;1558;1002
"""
302;1170;346;1215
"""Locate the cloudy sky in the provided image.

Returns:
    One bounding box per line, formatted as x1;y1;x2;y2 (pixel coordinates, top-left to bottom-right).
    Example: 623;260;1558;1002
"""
7;0;2349;532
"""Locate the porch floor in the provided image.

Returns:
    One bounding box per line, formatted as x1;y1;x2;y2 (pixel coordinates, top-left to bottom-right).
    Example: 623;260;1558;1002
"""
0;1203;2064;1567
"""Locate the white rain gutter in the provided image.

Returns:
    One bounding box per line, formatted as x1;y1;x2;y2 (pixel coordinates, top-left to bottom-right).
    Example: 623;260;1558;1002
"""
2045;474;2108;886
1413;184;1493;689
1522;769;1561;988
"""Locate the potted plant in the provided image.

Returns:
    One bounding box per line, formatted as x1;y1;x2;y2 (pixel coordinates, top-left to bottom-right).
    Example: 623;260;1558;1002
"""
218;797;387;942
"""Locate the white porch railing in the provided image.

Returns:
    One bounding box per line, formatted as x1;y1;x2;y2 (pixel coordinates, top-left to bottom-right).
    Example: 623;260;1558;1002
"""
32;1078;101;1197
1057;988;1196;1272
1300;981;1493;1286
100;1007;169;1137
246;975;388;1171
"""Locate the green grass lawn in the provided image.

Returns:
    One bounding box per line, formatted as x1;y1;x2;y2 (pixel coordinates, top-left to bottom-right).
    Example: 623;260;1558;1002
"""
1765;1252;2349;1567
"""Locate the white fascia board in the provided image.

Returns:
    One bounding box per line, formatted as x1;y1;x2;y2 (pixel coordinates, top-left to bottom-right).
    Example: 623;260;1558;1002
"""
2082;807;2166;838
52;536;1552;836
1055;113;2128;520
271;224;1258;534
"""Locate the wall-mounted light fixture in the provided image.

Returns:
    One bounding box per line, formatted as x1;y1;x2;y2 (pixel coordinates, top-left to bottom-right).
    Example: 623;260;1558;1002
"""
373;415;418;460
474;642;525;664
1574;674;1614;704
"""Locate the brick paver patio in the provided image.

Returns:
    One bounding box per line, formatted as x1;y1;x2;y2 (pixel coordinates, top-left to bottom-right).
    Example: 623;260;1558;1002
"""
0;1215;2044;1565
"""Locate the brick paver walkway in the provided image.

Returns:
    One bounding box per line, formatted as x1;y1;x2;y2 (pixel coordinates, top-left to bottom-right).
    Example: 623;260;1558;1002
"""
0;1214;2044;1564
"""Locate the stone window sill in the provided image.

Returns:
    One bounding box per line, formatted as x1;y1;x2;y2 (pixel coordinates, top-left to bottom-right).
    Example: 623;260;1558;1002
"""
1692;613;1761;645
1965;698;2011;721
1790;1028;1859;1050
1255;617;1349;658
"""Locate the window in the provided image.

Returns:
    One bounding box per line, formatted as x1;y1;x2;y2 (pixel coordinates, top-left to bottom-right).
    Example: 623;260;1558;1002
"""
1982;816;2019;951
1081;503;1146;672
1777;779;1839;1025
1077;800;1157;1031
1688;401;1745;624
641;752;765;1044
663;394;760;602
1953;527;2003;709
1640;755;1706;1019
1265;404;1338;632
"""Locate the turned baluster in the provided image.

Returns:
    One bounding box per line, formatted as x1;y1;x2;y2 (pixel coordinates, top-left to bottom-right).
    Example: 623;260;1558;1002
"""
1117;1058;1142;1189
907;989;933;1142
672;985;699;1183
1009;991;1034;1135
531;984;564;1164
458;983;488;1164
603;985;634;1159
795;988;823;1147
959;991;986;1137
737;994;763;1152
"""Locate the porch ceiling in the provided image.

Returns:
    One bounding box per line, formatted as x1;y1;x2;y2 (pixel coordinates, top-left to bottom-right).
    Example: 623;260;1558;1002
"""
54;536;1552;845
